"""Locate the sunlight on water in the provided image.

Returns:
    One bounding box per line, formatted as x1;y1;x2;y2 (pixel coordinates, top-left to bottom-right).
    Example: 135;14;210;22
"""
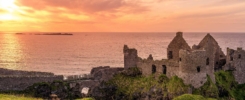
0;34;23;69
0;32;245;75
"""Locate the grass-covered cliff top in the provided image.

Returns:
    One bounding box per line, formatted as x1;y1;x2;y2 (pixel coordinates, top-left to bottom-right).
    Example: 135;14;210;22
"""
103;67;245;100
104;67;199;99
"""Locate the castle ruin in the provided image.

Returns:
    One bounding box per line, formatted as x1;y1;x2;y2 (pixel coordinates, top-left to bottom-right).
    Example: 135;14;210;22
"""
124;32;245;88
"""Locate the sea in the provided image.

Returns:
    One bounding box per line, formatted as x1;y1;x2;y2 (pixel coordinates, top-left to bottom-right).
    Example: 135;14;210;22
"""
0;32;245;75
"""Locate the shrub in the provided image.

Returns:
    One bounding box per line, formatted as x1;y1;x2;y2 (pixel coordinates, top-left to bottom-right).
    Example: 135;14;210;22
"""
167;76;189;98
193;75;218;98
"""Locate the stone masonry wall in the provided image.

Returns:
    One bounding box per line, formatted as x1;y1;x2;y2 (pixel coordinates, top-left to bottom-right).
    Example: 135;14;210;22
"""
137;58;179;78
196;34;225;83
224;48;245;84
167;32;191;61
124;45;139;69
178;50;207;88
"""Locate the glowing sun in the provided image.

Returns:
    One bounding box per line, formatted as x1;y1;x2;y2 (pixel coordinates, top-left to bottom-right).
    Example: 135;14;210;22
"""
0;0;16;10
0;0;19;20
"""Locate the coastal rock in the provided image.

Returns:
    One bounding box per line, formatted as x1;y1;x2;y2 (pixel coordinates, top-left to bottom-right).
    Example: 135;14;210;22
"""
25;81;69;99
69;80;100;98
90;66;124;82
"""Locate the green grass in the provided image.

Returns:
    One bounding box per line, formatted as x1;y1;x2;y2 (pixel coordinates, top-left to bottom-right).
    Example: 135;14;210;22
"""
107;68;189;99
193;75;218;98
167;76;189;98
76;97;95;100
0;94;42;100
173;94;217;100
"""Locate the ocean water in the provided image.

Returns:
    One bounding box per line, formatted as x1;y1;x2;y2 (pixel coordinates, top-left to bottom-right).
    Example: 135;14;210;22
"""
0;32;245;75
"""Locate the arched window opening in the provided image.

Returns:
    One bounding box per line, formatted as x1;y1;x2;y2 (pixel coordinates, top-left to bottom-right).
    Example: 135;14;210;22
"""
162;65;167;74
152;65;156;74
179;58;182;61
206;58;209;65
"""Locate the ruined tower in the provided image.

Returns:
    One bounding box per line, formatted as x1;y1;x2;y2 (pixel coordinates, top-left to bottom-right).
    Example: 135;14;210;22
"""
224;48;245;84
167;32;191;61
193;33;225;82
178;49;207;88
123;45;138;69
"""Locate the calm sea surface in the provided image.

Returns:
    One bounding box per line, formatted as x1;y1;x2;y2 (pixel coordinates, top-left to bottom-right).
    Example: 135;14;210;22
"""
0;32;245;75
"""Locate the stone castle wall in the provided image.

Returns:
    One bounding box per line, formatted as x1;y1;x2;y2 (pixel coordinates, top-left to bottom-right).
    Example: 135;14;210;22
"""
122;32;245;88
167;32;191;61
194;34;226;82
224;48;245;84
179;50;207;73
137;59;179;78
178;50;207;88
124;45;138;69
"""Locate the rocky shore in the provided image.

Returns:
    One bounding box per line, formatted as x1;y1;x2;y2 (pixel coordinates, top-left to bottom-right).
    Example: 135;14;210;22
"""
1;66;245;100
0;66;124;99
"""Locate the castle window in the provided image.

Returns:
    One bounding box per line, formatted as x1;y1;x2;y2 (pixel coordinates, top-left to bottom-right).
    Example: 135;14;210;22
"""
239;54;241;59
197;66;200;73
230;57;233;61
216;62;219;65
162;65;167;74
206;58;209;65
179;58;182;61
152;65;156;74
168;51;173;59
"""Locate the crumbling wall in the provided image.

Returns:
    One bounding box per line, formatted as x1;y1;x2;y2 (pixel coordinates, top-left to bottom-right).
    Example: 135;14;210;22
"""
224;48;245;84
167;32;191;61
137;55;179;78
178;50;207;88
123;32;231;88
123;45;139;69
195;33;225;82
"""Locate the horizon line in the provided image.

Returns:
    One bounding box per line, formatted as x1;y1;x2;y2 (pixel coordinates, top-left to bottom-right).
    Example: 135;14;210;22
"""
0;31;245;33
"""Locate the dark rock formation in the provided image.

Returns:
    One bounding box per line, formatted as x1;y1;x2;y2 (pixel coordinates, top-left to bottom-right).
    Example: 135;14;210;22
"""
0;68;63;91
90;66;124;82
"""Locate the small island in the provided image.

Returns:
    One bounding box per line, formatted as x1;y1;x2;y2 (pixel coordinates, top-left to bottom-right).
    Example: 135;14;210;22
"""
41;33;73;35
15;33;73;35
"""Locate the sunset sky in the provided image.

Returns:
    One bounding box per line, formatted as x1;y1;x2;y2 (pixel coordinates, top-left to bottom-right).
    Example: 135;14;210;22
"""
0;0;245;32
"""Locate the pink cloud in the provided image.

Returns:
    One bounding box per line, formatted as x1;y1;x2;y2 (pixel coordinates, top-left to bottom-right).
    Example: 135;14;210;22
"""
17;0;149;13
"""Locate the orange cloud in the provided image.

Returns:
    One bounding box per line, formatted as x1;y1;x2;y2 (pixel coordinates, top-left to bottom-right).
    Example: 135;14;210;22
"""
1;0;245;32
0;9;6;13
